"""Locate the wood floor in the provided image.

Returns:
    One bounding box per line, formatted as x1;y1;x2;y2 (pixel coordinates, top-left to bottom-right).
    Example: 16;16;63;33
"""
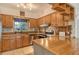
1;46;33;55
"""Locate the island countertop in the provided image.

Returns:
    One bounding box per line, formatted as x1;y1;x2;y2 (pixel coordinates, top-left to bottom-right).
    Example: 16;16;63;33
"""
33;36;79;55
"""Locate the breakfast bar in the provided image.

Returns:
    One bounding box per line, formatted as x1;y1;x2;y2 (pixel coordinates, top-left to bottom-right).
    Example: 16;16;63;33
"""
33;37;79;55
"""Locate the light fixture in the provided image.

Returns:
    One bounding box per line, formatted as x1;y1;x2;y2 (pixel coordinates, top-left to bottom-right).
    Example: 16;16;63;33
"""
27;3;33;11
17;4;20;7
17;3;33;11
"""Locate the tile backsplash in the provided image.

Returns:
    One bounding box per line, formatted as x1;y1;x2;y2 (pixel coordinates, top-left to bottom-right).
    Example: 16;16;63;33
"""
2;28;13;32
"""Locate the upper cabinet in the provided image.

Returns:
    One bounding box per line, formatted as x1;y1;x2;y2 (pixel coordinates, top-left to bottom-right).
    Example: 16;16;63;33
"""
38;17;45;25
37;12;64;27
51;13;57;26
51;3;74;20
29;18;38;28
56;13;64;26
45;14;51;24
52;3;65;12
1;14;13;28
51;12;64;26
37;14;51;27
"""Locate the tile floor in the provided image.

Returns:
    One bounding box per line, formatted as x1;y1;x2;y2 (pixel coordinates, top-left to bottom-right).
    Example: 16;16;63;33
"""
1;46;34;55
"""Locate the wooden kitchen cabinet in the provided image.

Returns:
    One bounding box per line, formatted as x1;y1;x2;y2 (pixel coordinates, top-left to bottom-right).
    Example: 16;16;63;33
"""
1;33;30;52
1;14;13;28
15;34;22;48
0;41;2;52
22;34;30;47
52;3;65;12
45;14;51;24
38;17;45;25
1;33;17;51
51;12;64;26
2;33;11;51
65;5;70;14
16;38;22;48
56;13;64;26
2;39;10;51
1;14;6;27
52;3;74;20
29;18;38;28
6;15;13;28
10;39;16;49
64;15;70;21
15;33;30;48
51;12;57;26
10;34;16;49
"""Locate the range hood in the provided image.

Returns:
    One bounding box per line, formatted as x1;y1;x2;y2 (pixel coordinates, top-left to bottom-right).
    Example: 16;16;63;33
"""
40;24;48;28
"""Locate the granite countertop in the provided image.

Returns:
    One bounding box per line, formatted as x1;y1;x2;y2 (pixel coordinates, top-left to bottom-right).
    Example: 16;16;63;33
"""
2;31;37;33
33;36;79;55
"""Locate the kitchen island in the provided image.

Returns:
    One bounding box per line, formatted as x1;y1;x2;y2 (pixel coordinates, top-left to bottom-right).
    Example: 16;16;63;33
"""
33;36;79;55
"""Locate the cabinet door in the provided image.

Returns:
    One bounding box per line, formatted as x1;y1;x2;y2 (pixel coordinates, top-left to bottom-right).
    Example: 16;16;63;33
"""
56;13;64;26
45;15;51;24
2;39;10;51
10;34;17;49
16;35;22;48
51;12;64;26
29;19;38;28
64;15;70;21
10;38;16;49
22;34;30;47
6;15;13;28
2;15;7;27
38;17;45;25
0;41;2;52
51;13;57;26
2;14;13;28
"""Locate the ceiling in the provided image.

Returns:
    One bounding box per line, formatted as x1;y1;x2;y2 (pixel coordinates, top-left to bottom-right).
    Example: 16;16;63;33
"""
0;3;54;18
0;3;79;18
0;3;52;11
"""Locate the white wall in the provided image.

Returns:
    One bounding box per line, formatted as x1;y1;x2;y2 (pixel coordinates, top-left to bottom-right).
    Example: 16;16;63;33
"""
75;8;79;38
71;3;79;38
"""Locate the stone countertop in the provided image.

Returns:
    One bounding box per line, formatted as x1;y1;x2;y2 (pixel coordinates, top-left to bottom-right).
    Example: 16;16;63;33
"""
2;31;37;34
33;36;79;55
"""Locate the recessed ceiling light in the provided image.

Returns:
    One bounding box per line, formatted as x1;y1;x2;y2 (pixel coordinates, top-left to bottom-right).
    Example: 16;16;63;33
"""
17;4;20;7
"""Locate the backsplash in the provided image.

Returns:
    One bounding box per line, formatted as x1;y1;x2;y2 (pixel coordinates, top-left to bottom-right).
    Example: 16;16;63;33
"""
2;28;13;32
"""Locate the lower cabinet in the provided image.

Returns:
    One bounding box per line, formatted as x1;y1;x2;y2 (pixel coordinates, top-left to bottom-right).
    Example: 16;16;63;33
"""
22;34;30;47
16;35;22;48
10;39;16;49
1;33;30;52
15;33;30;48
2;39;10;51
16;38;22;48
0;40;2;52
